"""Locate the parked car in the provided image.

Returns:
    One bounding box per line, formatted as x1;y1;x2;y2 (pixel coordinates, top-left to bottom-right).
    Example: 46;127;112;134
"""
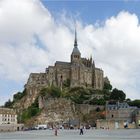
34;124;47;130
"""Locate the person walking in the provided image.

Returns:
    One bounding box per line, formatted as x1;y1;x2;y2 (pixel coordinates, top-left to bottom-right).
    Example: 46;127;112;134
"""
79;126;84;135
54;127;58;136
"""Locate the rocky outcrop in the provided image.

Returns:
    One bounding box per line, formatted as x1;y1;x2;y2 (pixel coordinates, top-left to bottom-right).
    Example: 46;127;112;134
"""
35;98;78;125
13;86;43;111
32;98;105;125
12;88;105;126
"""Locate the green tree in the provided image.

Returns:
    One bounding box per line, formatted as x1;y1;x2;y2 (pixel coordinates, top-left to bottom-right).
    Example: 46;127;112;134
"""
13;89;27;102
4;89;27;108
110;88;126;101
68;87;90;104
20;98;40;123
4;99;13;108
128;100;140;108
40;86;61;98
89;98;105;105
13;92;23;101
103;82;112;100
103;82;112;91
51;86;61;98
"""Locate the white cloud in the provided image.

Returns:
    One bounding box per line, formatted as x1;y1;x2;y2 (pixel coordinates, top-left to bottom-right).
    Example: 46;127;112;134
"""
89;11;140;99
0;0;140;105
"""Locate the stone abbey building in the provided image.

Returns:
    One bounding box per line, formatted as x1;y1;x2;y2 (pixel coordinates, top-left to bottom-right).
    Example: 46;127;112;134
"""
25;31;104;96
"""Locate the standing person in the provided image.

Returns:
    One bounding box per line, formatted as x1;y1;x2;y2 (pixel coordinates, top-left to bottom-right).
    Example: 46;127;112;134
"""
79;126;84;135
54;127;58;136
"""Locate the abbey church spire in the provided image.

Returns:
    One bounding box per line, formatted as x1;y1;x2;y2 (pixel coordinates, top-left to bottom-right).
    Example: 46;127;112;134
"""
74;28;78;47
72;28;80;55
71;28;81;63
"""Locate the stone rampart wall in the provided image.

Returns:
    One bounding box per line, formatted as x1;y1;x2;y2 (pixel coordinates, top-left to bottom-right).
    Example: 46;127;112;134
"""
76;104;104;114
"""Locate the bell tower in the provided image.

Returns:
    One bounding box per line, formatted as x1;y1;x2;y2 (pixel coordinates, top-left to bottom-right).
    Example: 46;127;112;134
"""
71;29;81;63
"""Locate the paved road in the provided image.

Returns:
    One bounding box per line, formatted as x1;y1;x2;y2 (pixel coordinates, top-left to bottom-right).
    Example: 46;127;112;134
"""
0;129;140;140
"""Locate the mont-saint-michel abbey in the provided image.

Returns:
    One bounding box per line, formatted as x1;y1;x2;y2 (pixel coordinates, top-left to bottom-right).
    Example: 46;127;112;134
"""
2;0;140;139
2;30;140;133
26;31;104;93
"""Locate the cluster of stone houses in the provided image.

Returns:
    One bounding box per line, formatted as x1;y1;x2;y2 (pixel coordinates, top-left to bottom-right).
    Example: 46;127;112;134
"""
0;108;23;132
97;102;140;129
0;108;17;125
